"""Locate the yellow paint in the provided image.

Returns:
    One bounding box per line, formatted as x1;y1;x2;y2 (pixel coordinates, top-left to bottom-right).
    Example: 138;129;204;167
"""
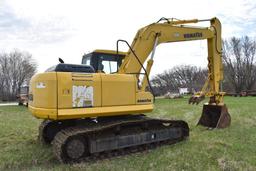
57;104;153;120
101;74;136;106
29;105;57;119
136;91;153;105
29;104;152;120
29;72;57;109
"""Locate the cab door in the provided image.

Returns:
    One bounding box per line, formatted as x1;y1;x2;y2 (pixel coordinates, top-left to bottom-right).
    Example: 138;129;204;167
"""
101;74;136;106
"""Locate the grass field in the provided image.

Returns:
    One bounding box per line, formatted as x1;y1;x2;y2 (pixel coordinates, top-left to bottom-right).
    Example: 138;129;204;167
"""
0;97;255;171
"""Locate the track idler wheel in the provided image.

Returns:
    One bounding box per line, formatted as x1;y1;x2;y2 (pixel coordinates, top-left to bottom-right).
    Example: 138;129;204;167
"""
39;120;55;145
38;120;75;145
197;104;231;128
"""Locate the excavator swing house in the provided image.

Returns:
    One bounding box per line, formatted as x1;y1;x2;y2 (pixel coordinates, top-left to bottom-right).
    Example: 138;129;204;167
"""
29;17;231;163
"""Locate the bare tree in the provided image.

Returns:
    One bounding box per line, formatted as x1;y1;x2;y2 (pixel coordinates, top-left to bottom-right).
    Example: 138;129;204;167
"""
171;65;207;92
0;53;11;100
223;36;256;93
151;65;207;96
0;50;37;101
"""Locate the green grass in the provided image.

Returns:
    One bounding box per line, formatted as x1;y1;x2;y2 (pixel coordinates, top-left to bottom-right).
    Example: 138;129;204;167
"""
0;97;256;171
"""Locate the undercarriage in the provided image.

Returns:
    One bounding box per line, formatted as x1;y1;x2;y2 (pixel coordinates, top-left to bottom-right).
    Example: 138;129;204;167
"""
38;115;189;163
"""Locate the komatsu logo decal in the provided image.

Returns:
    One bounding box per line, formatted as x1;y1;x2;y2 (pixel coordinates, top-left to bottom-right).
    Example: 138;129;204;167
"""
137;99;151;103
184;32;203;38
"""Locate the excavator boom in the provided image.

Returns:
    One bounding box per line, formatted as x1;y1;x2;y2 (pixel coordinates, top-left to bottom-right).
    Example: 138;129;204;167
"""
119;18;222;96
118;17;230;128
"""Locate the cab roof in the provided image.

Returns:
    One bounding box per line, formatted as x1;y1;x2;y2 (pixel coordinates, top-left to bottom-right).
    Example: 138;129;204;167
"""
93;49;126;56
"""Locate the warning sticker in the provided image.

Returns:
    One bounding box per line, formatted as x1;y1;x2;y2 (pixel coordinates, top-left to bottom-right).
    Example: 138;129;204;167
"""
72;85;93;107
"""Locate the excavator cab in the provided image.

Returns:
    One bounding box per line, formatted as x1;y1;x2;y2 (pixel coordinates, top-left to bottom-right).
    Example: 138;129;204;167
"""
82;50;125;73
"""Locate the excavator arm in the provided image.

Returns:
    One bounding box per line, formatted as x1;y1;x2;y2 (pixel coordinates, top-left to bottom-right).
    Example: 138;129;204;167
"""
118;17;230;128
118;17;224;104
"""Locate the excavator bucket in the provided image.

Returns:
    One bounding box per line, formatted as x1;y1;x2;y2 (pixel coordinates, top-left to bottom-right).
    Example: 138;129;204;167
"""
197;104;231;128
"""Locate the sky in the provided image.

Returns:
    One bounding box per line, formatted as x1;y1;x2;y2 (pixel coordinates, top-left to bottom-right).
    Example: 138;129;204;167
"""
0;0;256;76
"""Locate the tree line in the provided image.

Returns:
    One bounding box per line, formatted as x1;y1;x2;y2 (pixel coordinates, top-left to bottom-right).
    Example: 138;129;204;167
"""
0;50;37;101
151;36;256;96
0;36;255;101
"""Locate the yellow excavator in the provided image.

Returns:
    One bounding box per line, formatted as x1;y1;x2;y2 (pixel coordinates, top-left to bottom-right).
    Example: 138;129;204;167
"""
29;17;231;163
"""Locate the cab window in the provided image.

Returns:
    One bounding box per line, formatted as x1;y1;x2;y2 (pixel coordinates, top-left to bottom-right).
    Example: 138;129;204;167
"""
82;54;91;65
82;52;124;73
100;60;118;73
97;54;120;73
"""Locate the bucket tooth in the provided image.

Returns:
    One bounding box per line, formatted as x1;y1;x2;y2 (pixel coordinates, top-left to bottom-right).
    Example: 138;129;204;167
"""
188;95;205;105
197;104;231;128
